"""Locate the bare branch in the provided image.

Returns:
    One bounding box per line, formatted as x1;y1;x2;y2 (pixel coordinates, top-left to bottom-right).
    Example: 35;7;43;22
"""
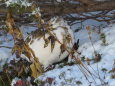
0;1;115;15
0;46;12;49
76;0;96;5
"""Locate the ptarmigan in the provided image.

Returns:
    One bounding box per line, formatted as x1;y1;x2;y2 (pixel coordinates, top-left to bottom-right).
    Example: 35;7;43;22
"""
26;17;75;68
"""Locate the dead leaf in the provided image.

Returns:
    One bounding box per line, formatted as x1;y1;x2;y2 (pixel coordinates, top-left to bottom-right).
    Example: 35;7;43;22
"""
6;9;43;79
66;34;72;43
17;64;25;77
44;38;50;48
14;80;23;86
86;25;90;31
86;58;91;65
48;36;56;52
46;77;54;84
60;44;66;54
30;60;43;78
95;53;101;62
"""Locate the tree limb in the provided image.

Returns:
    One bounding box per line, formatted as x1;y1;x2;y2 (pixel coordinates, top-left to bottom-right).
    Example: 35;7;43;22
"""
76;0;96;5
39;1;115;15
0;1;115;15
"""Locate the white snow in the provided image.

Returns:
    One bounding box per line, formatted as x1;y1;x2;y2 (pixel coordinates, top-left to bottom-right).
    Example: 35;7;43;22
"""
0;48;11;71
56;0;62;3
74;28;100;45
0;17;115;86
0;33;13;71
35;24;115;86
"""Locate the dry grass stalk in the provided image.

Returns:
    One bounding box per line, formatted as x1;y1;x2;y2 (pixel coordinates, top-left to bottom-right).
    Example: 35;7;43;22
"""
6;8;43;78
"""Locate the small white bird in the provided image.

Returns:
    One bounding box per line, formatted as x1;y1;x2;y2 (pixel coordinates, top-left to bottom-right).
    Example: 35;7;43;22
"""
26;17;75;68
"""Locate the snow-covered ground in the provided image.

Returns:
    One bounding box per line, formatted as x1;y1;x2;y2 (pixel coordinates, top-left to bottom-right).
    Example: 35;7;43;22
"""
33;23;115;86
0;20;115;86
0;0;114;86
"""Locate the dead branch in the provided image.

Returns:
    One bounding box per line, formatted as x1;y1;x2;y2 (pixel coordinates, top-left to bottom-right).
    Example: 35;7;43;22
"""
0;46;12;49
76;0;96;5
0;0;115;25
0;0;115;15
5;9;43;77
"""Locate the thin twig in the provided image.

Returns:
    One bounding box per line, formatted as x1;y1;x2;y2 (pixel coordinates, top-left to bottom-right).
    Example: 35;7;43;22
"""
0;46;12;49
